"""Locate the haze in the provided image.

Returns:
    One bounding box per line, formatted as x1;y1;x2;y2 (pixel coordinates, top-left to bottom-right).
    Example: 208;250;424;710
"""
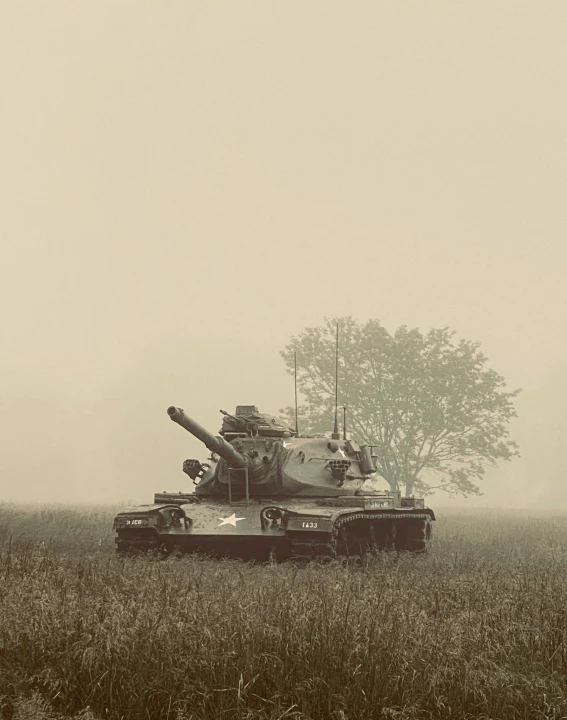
1;1;565;508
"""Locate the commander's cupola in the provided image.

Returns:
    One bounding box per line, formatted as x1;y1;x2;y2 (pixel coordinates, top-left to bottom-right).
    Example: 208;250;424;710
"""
219;406;296;441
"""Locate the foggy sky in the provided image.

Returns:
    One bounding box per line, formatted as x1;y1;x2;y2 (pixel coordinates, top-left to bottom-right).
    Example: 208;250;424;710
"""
1;1;565;506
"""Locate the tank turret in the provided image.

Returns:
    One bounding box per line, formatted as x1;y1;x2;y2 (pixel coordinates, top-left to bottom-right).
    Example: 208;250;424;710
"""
168;405;383;499
167;406;247;468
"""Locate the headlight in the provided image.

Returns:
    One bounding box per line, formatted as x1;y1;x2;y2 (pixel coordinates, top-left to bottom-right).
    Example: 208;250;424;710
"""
261;507;287;529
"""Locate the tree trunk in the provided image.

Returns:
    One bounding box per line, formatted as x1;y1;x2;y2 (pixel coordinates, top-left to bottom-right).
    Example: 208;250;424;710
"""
382;476;398;494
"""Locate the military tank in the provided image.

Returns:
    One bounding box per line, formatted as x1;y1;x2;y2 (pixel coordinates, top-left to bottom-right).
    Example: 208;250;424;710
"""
113;404;435;560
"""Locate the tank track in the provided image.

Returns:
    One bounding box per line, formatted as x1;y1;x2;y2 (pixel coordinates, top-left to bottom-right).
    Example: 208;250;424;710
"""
289;510;433;561
115;511;433;560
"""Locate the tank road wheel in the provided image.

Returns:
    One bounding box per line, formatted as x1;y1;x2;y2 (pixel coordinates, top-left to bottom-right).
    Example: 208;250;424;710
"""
362;523;384;564
367;523;380;555
407;518;433;552
392;518;433;552
337;524;369;563
334;515;434;558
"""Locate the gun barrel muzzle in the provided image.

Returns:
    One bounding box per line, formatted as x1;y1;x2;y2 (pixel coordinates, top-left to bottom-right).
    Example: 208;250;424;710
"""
167;406;247;468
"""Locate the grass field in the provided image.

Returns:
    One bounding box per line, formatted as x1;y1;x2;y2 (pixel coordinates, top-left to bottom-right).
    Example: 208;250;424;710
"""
1;504;567;720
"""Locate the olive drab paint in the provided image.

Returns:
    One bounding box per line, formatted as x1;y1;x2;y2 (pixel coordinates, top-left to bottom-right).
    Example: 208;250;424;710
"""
113;404;435;561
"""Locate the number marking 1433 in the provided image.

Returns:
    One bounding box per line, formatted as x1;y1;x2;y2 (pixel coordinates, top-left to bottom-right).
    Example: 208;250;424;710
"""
302;521;318;529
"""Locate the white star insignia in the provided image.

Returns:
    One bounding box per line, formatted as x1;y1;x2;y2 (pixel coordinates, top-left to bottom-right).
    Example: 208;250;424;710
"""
218;513;245;527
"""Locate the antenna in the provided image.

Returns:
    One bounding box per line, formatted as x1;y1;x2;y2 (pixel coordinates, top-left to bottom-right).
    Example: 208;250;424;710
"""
343;405;347;440
332;322;340;440
294;351;299;436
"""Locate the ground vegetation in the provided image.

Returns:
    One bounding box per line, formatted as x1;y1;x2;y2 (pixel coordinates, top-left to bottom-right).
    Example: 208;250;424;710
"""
0;504;566;719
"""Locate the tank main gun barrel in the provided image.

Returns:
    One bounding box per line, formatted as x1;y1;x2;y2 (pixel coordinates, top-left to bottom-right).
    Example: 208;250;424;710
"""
167;406;248;468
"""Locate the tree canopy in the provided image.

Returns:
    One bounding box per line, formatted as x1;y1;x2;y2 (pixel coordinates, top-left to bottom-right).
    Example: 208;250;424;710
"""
280;317;520;497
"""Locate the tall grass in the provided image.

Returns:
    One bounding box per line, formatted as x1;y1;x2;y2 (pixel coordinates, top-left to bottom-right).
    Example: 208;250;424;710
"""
1;504;567;719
